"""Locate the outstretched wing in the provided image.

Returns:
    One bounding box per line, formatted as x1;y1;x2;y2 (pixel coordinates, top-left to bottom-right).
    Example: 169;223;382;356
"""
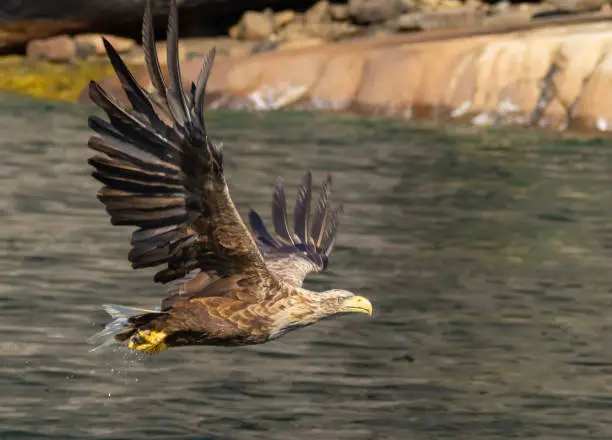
248;172;343;287
87;0;277;303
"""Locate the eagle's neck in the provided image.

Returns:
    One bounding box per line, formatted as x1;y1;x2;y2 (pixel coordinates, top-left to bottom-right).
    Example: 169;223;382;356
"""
265;286;324;340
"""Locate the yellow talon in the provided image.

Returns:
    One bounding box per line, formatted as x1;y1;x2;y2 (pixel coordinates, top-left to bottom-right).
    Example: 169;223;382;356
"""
127;330;168;354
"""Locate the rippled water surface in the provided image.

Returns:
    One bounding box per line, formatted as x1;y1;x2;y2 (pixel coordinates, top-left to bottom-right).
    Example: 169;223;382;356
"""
2;92;612;439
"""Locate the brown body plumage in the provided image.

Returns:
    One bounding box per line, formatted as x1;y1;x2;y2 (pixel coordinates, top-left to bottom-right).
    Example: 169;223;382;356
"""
87;0;372;355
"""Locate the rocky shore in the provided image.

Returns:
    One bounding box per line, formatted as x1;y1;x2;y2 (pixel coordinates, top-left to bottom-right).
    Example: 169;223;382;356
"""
2;0;612;132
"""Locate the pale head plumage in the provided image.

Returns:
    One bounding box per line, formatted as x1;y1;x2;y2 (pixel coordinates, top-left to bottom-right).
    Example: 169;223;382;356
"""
305;289;373;317
267;288;372;340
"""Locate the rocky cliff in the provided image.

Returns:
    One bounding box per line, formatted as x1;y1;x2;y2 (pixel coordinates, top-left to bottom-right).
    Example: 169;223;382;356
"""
77;13;612;133
4;0;612;133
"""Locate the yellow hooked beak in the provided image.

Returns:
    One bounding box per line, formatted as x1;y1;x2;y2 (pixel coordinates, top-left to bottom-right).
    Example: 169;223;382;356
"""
342;296;373;316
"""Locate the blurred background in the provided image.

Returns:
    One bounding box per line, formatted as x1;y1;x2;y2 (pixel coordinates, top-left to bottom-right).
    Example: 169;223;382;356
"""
2;1;612;439
1;0;612;130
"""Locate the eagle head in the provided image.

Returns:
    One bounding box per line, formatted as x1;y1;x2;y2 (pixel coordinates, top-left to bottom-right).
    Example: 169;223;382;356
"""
267;289;373;341
314;289;373;317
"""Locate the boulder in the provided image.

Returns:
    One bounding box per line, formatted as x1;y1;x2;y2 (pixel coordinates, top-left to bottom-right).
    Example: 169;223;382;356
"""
74;34;135;58
547;0;606;12
465;0;487;10
482;6;532;28
233;10;276;40
400;0;419;8
303;22;361;40
438;0;464;7
490;0;511;15
418;8;484;29
278;22;309;41
0;20;84;53
348;0;408;24
26;35;77;62
330;4;350;21
275;10;298;28
392;7;485;31
305;1;332;24
228;24;242;39
0;0;320;52
389;14;421;31
278;20;359;42
417;0;440;12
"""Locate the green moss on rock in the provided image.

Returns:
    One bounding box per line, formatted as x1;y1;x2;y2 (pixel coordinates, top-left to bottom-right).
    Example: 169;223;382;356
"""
0;56;119;102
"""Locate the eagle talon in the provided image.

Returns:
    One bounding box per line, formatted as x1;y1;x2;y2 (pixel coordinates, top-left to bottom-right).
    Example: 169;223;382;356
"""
127;330;168;354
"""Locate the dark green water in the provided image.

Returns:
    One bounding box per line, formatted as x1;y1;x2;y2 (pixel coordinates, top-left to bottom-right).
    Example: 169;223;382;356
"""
1;92;612;439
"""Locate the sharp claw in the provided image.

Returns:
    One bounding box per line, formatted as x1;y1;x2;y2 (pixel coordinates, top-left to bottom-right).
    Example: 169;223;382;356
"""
127;329;168;354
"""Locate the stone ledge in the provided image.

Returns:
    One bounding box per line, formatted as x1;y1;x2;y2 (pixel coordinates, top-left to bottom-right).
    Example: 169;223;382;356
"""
71;17;612;133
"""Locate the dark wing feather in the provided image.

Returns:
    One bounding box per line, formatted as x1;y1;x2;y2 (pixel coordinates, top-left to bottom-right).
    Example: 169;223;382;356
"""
320;204;343;256
142;0;167;102
248;173;343;287
141;0;174;122
312;174;332;247
272;181;295;245
193;47;216;127
293;171;312;245
248;209;285;249
165;0;191;129
100;38;161;130
88;0;277;302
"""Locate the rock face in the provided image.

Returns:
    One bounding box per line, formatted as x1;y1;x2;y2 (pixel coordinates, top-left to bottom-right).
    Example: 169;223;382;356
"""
26;35;77;62
74;34;135;58
25;33;137;62
548;0;606;12
78;18;612;133
391;7;485;31
0;0;319;51
275;10;297;28
348;0;409;24
304;1;332;24
232;10;276;40
301;22;361;40
330;4;350;21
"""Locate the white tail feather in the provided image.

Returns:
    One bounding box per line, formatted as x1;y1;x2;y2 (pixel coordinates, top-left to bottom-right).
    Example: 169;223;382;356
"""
88;304;162;352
